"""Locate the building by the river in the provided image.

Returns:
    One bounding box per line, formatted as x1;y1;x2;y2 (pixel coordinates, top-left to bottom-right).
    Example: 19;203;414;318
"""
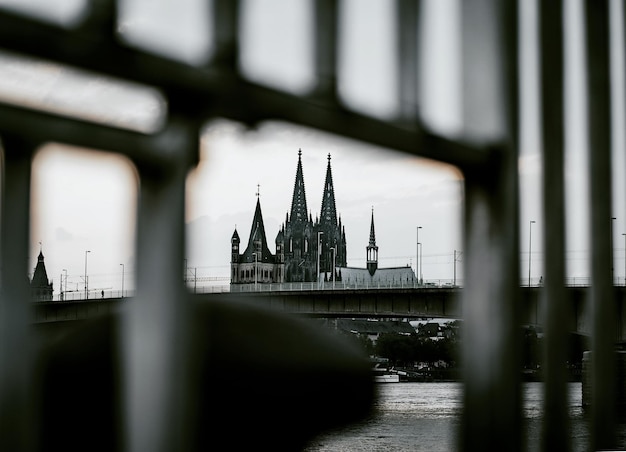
230;149;415;287
30;248;53;301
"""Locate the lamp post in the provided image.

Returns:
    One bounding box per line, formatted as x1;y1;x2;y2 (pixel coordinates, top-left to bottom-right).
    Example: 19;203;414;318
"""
84;250;91;299
454;250;462;287
622;233;626;286
417;226;422;285
120;263;125;298
62;268;67;300
317;231;324;289
331;246;337;290
611;217;616;283
252;253;257;291
528;221;535;286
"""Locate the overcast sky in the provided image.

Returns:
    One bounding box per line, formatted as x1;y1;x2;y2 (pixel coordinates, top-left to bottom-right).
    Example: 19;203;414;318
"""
1;0;625;297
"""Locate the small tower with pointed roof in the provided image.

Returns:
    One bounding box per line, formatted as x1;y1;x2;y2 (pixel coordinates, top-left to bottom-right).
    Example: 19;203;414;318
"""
231;188;284;286
31;246;53;301
230;228;240;282
366;208;379;276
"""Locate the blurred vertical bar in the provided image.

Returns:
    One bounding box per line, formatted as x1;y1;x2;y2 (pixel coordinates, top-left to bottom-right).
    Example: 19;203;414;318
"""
396;0;421;122
0;135;35;452
460;0;522;450
539;0;570;450
584;0;617;449
314;0;338;98
213;0;240;69
122;121;196;452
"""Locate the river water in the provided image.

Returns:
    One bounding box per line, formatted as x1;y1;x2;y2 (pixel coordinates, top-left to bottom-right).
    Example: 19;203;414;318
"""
303;382;601;451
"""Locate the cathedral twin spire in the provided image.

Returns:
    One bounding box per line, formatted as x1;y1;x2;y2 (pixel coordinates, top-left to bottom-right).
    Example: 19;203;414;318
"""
289;149;309;224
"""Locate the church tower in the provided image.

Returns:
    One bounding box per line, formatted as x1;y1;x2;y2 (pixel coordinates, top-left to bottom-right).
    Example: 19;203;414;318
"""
31;247;53;301
366;209;378;276
283;149;316;282
317;154;347;279
230;228;240;283
231;192;282;286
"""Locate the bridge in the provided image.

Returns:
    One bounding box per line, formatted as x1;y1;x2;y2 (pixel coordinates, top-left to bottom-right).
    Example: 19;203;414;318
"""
32;286;626;341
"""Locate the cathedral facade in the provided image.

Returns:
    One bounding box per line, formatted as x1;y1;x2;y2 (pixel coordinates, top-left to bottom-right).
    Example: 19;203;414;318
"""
231;150;347;285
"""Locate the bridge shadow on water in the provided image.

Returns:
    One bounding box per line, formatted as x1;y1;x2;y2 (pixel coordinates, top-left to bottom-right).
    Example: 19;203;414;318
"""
34;296;375;451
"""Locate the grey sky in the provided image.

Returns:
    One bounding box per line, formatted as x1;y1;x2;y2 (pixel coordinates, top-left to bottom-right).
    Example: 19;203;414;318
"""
1;0;625;296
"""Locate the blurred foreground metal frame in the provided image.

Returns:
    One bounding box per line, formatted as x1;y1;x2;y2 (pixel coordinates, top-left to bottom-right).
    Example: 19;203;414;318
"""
0;1;621;451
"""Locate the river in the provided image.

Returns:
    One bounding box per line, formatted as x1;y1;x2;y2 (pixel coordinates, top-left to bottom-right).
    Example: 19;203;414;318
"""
303;382;607;451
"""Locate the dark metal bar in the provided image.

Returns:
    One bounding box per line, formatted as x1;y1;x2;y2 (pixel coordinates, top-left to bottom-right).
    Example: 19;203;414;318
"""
121;118;198;452
585;1;617;449
460;0;522;450
396;0;421;122
539;1;571;450
212;0;241;69
313;0;339;99
0;135;37;452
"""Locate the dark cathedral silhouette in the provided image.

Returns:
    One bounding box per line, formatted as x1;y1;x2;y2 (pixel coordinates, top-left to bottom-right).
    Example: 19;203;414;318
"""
230;150;417;287
230;150;346;285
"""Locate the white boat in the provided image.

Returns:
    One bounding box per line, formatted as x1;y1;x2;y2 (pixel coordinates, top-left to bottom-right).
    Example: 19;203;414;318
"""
374;373;400;383
372;362;401;383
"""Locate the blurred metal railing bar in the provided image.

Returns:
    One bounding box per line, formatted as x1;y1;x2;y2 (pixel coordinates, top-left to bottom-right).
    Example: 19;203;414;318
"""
0;135;37;451
460;0;522;450
585;0;618;449
212;0;240;70
122;118;199;452
0;9;495;171
539;1;571;450
0;103;194;171
313;0;339;101
396;0;421;123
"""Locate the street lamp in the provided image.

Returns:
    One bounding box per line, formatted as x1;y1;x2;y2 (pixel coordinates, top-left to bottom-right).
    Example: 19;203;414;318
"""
84;250;90;299
317;231;324;289
454;250;462;287
252;252;257;291
417;226;422;285
611;217;616;283
331;246;337;290
62;268;67;300
528;221;535;287
120;263;125;298
622;233;626;286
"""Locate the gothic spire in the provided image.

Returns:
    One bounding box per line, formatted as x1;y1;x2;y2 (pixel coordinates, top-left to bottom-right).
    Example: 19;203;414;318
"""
369;207;376;246
320;153;338;228
289;149;309;224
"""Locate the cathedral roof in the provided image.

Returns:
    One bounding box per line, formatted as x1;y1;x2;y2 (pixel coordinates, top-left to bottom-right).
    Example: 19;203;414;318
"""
241;197;275;263
231;228;240;242
289;149;309;225
320;153;338;228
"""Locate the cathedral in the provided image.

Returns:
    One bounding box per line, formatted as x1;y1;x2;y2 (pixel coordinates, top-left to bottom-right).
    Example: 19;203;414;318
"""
230;149;417;287
230;150;347;285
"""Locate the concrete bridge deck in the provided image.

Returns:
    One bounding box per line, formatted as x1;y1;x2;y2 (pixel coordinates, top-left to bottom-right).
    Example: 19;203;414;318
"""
31;286;626;340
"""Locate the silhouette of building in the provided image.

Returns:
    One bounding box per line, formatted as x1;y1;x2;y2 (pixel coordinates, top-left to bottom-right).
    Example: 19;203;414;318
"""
231;149;347;285
337;209;417;286
30;249;53;301
231;152;415;287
